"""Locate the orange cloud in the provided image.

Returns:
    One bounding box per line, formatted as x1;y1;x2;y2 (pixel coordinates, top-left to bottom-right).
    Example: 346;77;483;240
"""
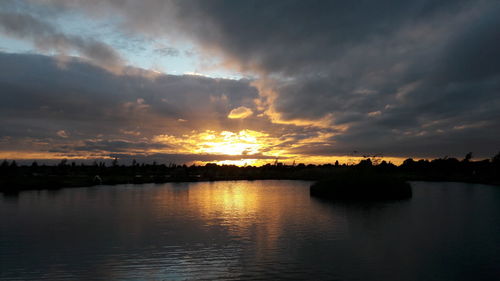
227;106;253;119
153;129;277;156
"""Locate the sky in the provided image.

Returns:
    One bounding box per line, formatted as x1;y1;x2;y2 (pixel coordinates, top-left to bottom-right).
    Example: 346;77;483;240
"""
0;0;499;166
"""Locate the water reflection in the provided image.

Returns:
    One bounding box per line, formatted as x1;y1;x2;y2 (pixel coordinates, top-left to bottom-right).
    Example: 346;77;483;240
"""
1;181;500;280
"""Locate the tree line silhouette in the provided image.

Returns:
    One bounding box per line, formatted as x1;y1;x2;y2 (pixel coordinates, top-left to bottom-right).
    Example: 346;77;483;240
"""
1;152;499;194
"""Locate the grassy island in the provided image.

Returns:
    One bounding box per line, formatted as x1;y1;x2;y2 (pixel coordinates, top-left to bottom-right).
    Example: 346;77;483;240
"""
310;172;412;201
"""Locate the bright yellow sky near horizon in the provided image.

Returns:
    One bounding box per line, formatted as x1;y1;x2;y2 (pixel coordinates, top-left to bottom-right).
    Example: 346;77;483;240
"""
1;129;408;166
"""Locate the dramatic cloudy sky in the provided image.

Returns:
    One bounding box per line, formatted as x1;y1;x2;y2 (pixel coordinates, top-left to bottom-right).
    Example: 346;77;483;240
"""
1;0;499;165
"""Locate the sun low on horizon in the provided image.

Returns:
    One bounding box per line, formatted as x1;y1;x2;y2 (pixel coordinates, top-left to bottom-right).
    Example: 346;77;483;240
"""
1;0;500;166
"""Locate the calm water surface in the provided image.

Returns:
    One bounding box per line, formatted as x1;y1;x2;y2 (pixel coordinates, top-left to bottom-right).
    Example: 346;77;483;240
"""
1;180;500;280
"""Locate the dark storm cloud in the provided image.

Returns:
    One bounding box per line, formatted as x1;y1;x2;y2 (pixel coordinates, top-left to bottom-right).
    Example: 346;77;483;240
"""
172;0;476;73
0;52;263;158
0;53;258;129
0;11;123;70
73;140;171;153
2;0;500;159
166;0;500;158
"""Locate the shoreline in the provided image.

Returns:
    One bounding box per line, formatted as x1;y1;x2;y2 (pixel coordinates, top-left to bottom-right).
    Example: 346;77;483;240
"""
2;158;499;194
2;174;498;195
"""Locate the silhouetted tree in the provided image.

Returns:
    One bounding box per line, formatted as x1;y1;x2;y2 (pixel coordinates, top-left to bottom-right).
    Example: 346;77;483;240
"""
2;152;500;193
463;152;473;162
402;158;415;167
357;158;372;168
493;152;500;164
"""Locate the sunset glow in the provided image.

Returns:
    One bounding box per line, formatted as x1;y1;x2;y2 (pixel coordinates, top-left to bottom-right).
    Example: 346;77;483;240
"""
1;0;499;166
194;130;266;155
153;130;277;157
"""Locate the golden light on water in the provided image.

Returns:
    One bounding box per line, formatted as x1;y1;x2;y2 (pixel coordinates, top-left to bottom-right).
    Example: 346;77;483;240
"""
188;182;282;248
182;181;349;256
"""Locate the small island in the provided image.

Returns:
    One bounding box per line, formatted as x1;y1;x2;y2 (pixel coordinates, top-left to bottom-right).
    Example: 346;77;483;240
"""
310;172;412;201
